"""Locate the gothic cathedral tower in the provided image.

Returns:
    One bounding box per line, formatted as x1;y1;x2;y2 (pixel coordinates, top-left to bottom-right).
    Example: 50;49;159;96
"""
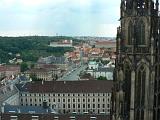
112;0;160;120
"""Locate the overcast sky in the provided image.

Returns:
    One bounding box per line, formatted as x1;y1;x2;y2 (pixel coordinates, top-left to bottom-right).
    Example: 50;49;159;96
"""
0;0;120;37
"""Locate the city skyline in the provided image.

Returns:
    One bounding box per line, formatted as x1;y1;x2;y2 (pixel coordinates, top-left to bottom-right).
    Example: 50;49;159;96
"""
0;0;120;37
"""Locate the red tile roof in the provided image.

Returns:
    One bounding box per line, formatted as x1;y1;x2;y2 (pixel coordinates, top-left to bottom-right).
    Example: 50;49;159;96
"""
96;41;116;45
0;67;5;72
16;80;113;93
0;65;20;72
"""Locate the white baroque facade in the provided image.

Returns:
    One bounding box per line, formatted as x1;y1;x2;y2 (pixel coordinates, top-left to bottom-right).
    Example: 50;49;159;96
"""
87;67;114;80
17;81;113;115
20;92;111;114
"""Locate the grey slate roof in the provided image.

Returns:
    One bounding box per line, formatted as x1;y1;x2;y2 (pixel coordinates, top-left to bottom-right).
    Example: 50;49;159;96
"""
18;76;29;82
51;56;66;64
3;105;56;114
37;56;66;64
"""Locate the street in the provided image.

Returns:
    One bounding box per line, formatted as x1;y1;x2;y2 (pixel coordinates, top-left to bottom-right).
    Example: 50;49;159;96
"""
58;64;87;81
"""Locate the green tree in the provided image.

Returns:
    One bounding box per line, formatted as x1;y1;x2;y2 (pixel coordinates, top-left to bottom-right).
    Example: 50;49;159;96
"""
20;62;28;72
30;74;42;81
0;36;78;63
30;63;35;69
30;74;37;81
97;76;107;80
55;74;58;80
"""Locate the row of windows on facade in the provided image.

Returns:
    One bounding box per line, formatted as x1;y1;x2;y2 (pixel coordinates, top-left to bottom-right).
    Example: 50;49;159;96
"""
60;109;110;114
21;93;111;97
21;103;110;109
21;98;110;103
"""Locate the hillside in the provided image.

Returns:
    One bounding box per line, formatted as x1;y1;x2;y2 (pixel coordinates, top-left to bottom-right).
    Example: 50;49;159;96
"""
0;36;78;63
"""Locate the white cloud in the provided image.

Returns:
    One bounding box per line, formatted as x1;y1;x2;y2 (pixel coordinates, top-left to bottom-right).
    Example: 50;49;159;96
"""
0;29;55;37
96;23;119;37
0;0;17;8
0;0;120;37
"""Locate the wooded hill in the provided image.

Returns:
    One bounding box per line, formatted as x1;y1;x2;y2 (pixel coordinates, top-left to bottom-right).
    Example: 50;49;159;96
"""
0;36;80;63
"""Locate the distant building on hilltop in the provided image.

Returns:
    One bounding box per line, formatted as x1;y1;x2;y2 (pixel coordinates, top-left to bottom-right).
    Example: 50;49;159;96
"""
95;41;116;52
49;40;73;47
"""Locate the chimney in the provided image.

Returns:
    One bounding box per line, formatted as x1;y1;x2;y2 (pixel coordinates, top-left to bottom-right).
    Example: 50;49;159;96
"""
1;106;4;113
10;84;14;91
42;80;44;85
1;103;5;113
64;81;66;84
17;108;21;113
46;109;49;113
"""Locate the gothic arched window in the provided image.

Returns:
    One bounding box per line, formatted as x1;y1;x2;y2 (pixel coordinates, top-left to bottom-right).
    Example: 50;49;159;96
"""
135;65;146;120
126;0;133;9
123;63;131;117
128;21;133;45
136;20;145;45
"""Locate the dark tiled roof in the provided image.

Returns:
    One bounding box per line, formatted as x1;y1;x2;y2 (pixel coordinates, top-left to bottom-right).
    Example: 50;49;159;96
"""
1;113;110;120
18;76;29;82
52;56;66;64
79;74;96;80
16;81;113;93
37;56;66;64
